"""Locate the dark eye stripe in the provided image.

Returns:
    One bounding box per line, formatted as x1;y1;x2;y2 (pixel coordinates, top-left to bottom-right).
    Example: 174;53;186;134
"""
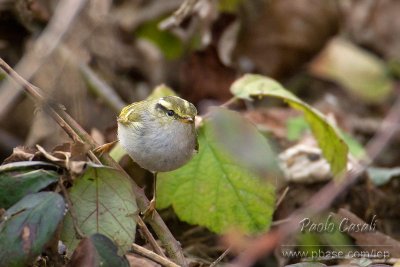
155;103;167;112
156;103;177;118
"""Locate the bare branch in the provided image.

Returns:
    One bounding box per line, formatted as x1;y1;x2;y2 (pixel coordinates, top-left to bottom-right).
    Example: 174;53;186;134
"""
130;243;180;267
210;247;231;267
137;215;167;258
0;57;188;267
79;61;126;113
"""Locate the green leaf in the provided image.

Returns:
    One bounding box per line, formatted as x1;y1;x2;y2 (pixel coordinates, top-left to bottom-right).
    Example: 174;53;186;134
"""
286;116;365;158
0;169;59;209
157;111;275;234
0;192;65;267
231;74;348;176
367;167;400;186
68;234;129;267
61;165;137;255
341;132;365;159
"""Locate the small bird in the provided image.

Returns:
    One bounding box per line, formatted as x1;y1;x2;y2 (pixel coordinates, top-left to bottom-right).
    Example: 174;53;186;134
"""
117;96;198;217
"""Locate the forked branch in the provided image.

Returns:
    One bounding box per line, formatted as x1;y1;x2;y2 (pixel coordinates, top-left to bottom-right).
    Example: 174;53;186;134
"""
0;58;187;267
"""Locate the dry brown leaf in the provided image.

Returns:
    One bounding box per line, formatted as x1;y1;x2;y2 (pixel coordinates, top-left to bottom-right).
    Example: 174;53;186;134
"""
180;46;236;103
66;237;98;267
309;37;393;103
3;146;36;164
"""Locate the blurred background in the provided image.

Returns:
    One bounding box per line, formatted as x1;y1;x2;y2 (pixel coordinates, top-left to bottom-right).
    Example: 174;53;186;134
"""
2;1;400;265
1;0;399;162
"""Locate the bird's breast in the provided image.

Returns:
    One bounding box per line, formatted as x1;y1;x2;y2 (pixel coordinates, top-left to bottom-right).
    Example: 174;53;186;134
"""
118;120;196;172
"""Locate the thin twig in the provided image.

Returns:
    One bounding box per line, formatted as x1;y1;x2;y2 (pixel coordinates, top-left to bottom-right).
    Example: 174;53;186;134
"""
59;178;85;239
136;215;167;258
130;243;180;267
0;0;87;121
275;186;289;208
79;60;126;113
270;218;291;227
210;247;231;267
0;58;188;267
232;89;400;267
159;0;198;30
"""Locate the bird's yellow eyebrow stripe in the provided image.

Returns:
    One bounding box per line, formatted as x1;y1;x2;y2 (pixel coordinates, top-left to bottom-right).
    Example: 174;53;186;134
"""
158;99;173;110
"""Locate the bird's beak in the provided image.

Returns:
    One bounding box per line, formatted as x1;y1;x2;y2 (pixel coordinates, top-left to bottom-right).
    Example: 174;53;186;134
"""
180;116;194;124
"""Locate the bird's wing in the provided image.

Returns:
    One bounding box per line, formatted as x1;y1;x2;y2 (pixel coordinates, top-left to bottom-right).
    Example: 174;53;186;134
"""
117;101;145;125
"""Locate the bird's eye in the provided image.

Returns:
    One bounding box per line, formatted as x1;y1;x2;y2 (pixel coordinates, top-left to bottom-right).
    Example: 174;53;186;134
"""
167;110;175;116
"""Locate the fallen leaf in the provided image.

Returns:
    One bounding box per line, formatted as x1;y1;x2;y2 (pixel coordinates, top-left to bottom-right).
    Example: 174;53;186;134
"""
309;37;394;103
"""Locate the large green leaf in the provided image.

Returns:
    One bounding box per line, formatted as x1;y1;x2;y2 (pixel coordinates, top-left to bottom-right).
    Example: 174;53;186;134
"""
231;74;348;176
157;111;275;234
0;192;65;267
61;165;137;255
0;168;59;209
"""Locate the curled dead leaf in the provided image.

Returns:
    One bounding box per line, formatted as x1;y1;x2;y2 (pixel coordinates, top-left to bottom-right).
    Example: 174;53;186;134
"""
3;146;36;164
